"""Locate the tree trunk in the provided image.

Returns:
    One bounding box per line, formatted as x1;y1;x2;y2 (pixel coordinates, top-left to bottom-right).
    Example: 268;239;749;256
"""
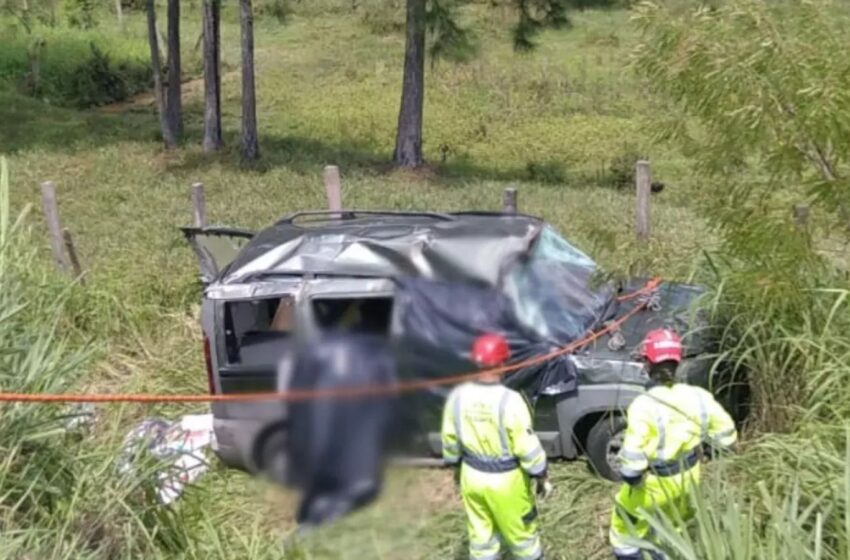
202;0;223;153
154;17;167;63
166;0;183;139
393;0;426;168
115;0;123;25
146;0;176;149
240;0;260;160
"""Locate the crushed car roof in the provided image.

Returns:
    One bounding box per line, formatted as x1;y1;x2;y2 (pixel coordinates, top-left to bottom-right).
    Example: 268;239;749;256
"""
218;211;545;287
184;210;617;341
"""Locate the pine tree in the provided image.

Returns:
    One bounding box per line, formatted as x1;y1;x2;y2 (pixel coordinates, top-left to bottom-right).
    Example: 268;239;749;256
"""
146;0;176;149
392;0;570;168
240;0;260;160
393;0;426;167
202;0;223;153
166;0;183;140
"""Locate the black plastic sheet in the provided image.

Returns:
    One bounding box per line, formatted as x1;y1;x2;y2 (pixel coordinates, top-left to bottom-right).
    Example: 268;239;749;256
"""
283;333;398;528
392;278;578;401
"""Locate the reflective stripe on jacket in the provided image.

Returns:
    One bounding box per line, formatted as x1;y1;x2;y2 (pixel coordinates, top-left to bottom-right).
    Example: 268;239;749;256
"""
619;383;737;478
441;382;547;477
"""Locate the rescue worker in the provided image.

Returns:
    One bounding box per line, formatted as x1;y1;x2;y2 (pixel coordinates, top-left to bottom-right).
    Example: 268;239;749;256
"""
609;329;738;560
442;333;552;560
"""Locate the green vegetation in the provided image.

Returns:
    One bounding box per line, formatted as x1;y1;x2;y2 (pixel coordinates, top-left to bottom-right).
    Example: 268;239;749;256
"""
0;0;848;558
0;24;152;106
630;1;850;557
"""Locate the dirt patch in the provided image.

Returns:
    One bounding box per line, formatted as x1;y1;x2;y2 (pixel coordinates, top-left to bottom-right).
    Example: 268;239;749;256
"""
383;163;442;183
380;467;459;516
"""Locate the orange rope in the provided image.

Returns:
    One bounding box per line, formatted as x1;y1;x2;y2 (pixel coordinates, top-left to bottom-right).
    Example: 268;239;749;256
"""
615;276;662;302
0;278;661;404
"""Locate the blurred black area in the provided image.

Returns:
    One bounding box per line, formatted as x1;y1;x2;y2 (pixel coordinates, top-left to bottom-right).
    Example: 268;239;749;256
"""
271;333;398;528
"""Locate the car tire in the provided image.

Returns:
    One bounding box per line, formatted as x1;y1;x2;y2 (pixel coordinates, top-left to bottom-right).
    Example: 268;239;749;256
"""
585;415;627;482
716;370;751;426
252;424;289;485
730;380;752;425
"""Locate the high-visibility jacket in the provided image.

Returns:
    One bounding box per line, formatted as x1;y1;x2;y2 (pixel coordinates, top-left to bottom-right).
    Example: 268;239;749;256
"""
441;381;547;476
619;382;738;479
442;381;547;560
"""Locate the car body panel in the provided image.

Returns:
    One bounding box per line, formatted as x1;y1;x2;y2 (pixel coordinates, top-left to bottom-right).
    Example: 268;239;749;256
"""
555;383;647;458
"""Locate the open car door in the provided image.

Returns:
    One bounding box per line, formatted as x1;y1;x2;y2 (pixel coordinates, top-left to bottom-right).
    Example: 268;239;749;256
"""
180;227;255;284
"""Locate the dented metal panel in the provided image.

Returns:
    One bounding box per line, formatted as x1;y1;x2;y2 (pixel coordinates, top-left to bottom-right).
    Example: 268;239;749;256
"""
218;213;542;286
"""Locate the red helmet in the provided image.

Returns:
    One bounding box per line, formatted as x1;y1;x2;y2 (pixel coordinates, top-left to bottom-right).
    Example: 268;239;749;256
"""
640;329;683;364
471;334;510;367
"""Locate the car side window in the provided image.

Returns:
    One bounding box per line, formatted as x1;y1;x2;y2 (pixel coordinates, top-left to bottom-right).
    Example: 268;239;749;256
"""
224;295;294;364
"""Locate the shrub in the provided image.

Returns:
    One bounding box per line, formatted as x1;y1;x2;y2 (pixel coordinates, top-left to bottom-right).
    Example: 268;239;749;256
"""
66;0;99;29
66;42;150;108
256;0;292;22
121;0;148;10
607;147;644;188
633;0;850;431
525;160;567;183
0;34;152;108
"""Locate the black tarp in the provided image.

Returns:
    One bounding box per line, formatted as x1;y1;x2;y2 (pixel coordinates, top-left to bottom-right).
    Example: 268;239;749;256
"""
393;278;579;401
282;334;398;528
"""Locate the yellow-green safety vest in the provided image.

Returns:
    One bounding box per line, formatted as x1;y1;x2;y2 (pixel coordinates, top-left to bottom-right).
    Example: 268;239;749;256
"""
441;381;547;476
619;383;737;478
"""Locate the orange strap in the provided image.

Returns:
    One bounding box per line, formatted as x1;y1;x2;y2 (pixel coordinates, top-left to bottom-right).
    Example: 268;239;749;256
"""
0;278;661;404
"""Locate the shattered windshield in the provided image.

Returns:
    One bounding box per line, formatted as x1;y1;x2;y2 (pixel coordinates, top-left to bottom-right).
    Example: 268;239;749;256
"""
503;226;615;342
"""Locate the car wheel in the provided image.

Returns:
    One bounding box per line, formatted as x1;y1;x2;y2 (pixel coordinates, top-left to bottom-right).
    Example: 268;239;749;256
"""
585;415;627;482
717;372;751;425
252;424;289;485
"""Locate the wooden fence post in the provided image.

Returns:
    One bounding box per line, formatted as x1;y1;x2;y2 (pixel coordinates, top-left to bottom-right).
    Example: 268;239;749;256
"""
635;160;651;241
792;204;810;230
502;186;518;214
323;165;342;216
40;181;69;271
63;229;85;285
191;182;206;228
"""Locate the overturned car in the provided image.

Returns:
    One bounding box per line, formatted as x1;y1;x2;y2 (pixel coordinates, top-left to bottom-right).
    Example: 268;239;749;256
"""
183;210;745;481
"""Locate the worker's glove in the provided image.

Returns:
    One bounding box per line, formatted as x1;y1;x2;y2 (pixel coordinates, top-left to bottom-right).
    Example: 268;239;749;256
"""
535;479;554;500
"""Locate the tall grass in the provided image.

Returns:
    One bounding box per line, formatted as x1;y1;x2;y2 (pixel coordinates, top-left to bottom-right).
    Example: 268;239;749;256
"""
0;157;207;557
0;156;92;529
644;247;850;559
611;275;850;559
636;429;850;560
701;276;850;431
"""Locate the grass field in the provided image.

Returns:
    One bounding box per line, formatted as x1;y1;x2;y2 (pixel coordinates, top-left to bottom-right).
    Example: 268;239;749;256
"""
0;2;818;558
